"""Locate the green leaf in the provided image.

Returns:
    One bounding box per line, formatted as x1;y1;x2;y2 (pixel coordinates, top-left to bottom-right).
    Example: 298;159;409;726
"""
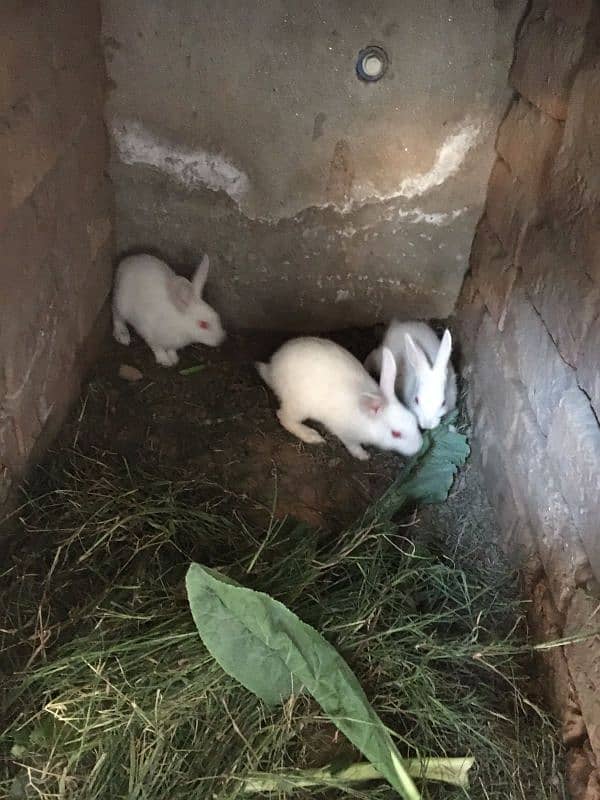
186;566;294;705
186;563;420;800
179;364;206;376
401;420;470;505
371;415;469;522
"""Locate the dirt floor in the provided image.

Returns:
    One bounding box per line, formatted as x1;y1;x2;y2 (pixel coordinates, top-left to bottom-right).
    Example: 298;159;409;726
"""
2;325;508;604
48;326;407;532
50;327;503;560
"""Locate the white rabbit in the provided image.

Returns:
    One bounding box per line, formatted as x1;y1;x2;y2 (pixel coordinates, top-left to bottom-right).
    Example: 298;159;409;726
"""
364;321;456;430
112;253;225;366
256;337;422;460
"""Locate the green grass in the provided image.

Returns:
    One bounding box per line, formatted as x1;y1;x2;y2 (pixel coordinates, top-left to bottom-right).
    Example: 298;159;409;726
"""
1;449;564;799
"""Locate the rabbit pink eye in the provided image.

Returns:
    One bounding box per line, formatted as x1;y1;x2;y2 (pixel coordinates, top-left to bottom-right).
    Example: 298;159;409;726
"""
391;430;403;438
197;320;209;330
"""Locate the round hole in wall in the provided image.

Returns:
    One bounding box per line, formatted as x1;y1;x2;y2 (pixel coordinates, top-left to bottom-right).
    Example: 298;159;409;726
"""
356;45;388;82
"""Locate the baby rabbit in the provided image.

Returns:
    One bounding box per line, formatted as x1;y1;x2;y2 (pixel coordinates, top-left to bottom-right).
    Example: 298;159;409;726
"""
365;322;456;430
256;337;422;460
112;253;225;366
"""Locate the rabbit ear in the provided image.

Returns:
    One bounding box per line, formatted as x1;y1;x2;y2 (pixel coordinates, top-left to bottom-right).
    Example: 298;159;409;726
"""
434;329;452;372
167;275;194;311
404;333;429;374
364;346;383;378
359;391;386;416
192;254;209;297
379;347;397;399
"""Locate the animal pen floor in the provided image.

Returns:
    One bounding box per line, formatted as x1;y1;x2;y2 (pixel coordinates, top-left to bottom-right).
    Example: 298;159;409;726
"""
76;329;401;532
0;330;566;799
4;327;510;555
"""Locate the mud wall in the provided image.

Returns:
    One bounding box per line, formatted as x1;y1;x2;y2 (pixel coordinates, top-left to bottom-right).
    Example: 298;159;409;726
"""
102;0;524;330
457;2;600;795
0;1;113;515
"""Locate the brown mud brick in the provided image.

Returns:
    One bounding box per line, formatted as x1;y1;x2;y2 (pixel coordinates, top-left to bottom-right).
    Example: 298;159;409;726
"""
470;429;538;566
0;0;111;507
75;245;113;343
0;201;52;300
585;770;600;800
457;271;477;305
0;93;63;223
565;588;600;762
484;158;536;255
510;0;596;120
1;6;51;110
547;388;600;581
569;205;600;285
56;113;110;207
0;86;105;228
567;746;597;800
496;96;563;195
519;223;600;366
578;315;600;418
564;708;590;749
529;580;575;718
470;312;525;448
0;241;60;351
50;126;111;296
503;286;577;434
553;56;600;212
1;1;103;106
511;406;591;611
469;218;517;329
0;1;108;225
471;393;590;612
454;279;485;361
87;214;113;262
55;56;106;146
45;0;104;72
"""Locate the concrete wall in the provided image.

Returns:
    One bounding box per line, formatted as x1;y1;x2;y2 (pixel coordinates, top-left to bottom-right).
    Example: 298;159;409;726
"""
457;2;600;796
0;1;113;514
102;0;524;330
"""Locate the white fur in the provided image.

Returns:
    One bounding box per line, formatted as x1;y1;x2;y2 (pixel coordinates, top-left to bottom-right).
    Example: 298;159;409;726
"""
365;321;456;430
257;337;422;460
112;253;225;366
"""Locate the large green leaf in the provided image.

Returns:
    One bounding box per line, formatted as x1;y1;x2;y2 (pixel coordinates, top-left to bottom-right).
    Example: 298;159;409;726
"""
400;416;470;505
186;563;421;800
371;414;470;522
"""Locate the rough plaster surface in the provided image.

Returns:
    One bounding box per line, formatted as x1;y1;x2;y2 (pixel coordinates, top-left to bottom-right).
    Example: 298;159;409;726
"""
0;0;112;515
458;0;600;789
103;0;524;328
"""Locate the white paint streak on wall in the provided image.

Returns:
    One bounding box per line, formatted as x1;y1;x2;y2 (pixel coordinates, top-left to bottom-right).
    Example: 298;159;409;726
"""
346;122;481;208
112;118;477;221
112;119;250;202
335;289;351;302
397;124;480;198
335;206;467;240
397;206;468;226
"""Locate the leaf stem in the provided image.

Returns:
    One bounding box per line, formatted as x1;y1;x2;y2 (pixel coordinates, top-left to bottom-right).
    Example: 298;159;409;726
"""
241;756;475;793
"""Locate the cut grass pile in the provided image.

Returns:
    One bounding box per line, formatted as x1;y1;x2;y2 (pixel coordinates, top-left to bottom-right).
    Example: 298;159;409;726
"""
1;443;562;799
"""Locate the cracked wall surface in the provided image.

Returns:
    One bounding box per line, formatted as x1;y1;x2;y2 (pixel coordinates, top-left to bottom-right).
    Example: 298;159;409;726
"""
102;0;524;329
0;0;112;513
457;2;600;796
